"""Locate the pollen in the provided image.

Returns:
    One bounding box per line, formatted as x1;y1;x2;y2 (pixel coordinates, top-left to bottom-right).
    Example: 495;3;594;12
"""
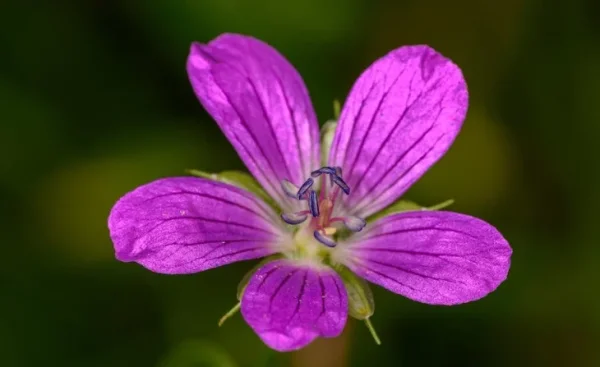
323;227;337;236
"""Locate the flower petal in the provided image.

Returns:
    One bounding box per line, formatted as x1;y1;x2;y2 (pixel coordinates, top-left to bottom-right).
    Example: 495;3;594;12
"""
336;211;511;305
187;34;320;210
108;177;285;274
329;45;468;217
241;260;347;351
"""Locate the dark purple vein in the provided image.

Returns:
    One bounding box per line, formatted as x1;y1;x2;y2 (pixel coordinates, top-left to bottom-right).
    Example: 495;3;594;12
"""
170;246;266;270
344;65;408;183
358;266;421;293
331;75;380;165
331;275;343;310
142;190;275;224
257;265;281;292
213;74;287;206
357;225;482;242
353;130;445;214
288;270;308;324
154;239;258;262
272;70;305;180
246;78;294;182
367;258;468;286
317;276;326;321
268;269;299;312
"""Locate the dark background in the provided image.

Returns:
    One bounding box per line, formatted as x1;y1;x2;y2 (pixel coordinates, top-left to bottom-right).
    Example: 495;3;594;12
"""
2;1;599;366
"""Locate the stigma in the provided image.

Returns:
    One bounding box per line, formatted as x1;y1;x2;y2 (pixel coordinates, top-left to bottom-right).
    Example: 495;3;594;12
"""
280;166;366;248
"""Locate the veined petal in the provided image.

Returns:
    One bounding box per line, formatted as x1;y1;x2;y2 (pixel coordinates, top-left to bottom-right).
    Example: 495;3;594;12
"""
108;177;285;274
335;211;511;305
329;45;468;217
241;260;347;351
187;34;320;211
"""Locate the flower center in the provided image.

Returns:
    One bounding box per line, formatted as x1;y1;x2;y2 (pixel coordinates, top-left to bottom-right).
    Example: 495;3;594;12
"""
280;166;366;248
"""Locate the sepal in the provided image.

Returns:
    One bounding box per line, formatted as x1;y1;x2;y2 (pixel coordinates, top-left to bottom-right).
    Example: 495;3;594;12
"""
336;265;381;345
369;198;455;222
336;265;374;320
320;119;338;167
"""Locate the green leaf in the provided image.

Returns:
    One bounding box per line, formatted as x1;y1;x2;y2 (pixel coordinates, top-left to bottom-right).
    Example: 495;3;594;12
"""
186;169;278;209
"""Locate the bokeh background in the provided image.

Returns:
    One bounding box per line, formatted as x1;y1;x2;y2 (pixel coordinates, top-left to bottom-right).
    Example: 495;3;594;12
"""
2;1;599;366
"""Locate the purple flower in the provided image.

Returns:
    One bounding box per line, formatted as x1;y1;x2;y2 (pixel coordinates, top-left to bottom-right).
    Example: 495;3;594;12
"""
108;33;512;351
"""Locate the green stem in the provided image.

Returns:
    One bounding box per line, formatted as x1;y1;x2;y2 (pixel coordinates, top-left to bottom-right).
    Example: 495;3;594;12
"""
218;302;241;327
364;318;381;345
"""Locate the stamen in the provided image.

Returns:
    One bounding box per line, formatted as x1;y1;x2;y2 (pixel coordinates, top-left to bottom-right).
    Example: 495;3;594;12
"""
343;216;366;232
311;166;336;177
297;178;314;199
314;229;337;247
331;174;350;195
278;166;365;249
308;190;320;217
281;212;309;225
281;180;299;199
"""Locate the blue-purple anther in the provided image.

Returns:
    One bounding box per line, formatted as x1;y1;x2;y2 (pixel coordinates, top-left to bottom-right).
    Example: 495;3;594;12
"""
279;166;366;248
308;190;320;217
331;175;350;195
281;212;308;225
314;229;337;248
296;178;314;199
311;167;336;177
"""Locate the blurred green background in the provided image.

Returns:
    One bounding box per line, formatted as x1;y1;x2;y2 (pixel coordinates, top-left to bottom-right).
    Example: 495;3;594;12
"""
2;0;599;366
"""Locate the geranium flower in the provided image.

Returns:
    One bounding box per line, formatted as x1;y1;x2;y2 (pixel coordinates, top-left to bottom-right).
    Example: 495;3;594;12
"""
108;33;512;352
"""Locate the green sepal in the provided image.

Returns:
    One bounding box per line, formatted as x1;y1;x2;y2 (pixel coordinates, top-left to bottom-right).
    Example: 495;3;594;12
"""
335;265;374;320
336;265;382;345
186;169;278;209
427;198;455;211
364;318;382;345
368;198;455;222
333;99;342;120
320;119;338;167
319;100;343;166
236;255;283;301
218;302;241;327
